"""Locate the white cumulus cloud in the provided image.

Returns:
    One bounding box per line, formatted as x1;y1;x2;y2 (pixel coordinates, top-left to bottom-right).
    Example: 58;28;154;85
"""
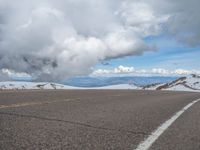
92;66;200;76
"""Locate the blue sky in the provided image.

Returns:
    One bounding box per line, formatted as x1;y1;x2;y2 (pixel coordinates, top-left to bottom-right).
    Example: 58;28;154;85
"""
94;36;200;72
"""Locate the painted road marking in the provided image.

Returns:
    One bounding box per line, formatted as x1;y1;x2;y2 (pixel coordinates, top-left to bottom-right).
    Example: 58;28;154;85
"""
0;93;127;109
0;98;79;109
135;98;200;150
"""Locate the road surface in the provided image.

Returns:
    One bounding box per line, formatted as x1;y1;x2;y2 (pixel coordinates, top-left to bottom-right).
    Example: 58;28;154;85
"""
0;90;200;150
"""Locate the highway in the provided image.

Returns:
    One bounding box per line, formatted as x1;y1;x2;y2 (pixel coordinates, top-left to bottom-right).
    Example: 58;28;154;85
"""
0;90;200;150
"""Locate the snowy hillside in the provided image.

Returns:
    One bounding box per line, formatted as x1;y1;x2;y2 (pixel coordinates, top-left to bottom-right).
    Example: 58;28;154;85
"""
0;81;81;90
144;75;200;92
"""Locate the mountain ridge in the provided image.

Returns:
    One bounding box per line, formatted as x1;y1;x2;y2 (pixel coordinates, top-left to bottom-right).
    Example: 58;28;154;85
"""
144;75;200;92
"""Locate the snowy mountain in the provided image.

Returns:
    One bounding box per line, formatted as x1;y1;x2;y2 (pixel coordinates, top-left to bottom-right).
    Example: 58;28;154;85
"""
143;74;200;92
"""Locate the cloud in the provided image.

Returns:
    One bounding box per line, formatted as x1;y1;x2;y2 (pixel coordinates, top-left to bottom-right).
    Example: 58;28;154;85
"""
93;65;135;75
0;0;156;81
173;69;195;75
150;68;197;75
0;70;9;81
151;68;170;75
1;69;31;78
0;0;200;81
147;0;200;46
114;65;135;73
92;66;200;76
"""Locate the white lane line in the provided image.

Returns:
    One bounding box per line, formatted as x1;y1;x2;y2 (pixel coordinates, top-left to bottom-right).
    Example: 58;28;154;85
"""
135;98;200;150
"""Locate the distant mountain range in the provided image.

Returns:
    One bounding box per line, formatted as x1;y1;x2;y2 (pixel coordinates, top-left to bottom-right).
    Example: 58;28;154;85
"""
63;76;178;87
1;75;200;92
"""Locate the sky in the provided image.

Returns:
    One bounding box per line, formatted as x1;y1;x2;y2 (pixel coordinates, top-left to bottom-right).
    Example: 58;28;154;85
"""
0;0;200;81
93;36;200;76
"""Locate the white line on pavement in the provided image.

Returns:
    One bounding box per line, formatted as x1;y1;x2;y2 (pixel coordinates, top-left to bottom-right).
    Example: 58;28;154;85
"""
135;98;200;150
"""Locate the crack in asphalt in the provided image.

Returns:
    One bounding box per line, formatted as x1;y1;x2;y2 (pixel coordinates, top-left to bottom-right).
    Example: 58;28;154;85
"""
0;111;147;136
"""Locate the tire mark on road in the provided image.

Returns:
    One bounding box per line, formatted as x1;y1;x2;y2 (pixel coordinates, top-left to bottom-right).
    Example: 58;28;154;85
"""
0;111;147;135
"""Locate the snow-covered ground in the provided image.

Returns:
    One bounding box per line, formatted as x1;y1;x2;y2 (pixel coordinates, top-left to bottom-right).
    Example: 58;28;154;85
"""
90;84;140;89
0;82;140;90
0;81;81;90
165;84;196;92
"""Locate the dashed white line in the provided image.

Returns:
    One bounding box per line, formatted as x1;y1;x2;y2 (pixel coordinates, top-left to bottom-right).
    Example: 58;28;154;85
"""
135;98;200;150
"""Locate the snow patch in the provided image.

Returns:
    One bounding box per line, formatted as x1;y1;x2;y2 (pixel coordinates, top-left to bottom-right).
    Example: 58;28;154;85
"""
90;84;140;89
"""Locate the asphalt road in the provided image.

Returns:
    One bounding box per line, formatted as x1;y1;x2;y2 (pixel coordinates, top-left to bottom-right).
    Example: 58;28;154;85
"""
0;90;200;150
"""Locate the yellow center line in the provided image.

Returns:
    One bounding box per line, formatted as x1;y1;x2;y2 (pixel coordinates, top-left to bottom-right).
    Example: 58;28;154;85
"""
0;98;79;109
